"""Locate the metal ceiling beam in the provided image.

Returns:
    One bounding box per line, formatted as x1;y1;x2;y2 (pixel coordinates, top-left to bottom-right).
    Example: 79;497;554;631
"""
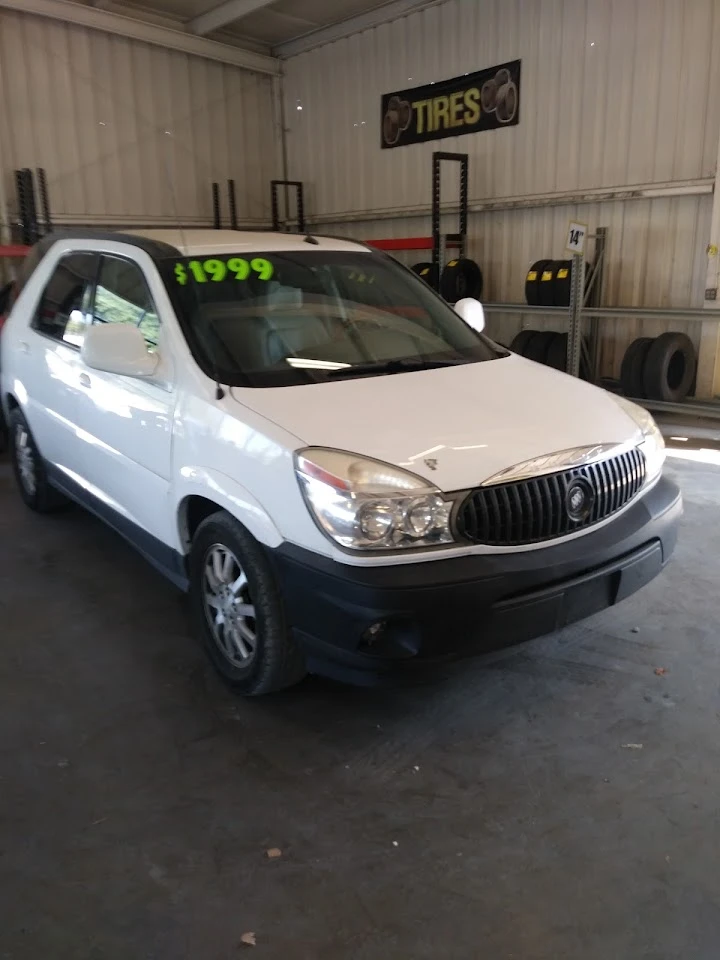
273;0;445;58
0;0;281;74
189;0;277;36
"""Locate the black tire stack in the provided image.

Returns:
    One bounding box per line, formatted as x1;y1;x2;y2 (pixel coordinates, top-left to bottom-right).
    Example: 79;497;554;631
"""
525;259;574;307
620;332;697;402
510;329;584;374
412;257;483;302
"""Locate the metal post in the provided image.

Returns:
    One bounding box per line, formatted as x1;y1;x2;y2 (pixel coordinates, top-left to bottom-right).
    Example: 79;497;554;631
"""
458;155;468;260
567;253;585;377
431;154;441;285
584;226;607;381
37;168;52;234
22;169;38;244
211;182;221;229
227;179;238;230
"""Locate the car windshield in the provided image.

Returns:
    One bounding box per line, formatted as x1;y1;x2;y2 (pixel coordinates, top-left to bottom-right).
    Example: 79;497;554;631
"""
162;249;506;387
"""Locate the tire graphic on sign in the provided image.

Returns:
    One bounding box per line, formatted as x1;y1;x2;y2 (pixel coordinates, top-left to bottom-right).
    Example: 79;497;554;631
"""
383;95;413;145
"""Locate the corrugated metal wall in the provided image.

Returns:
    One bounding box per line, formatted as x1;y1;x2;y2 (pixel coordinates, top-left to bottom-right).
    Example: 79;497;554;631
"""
0;9;279;227
285;0;720;217
283;0;720;390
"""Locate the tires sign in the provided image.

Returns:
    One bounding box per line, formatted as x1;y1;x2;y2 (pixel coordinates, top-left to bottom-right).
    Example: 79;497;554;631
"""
381;60;521;149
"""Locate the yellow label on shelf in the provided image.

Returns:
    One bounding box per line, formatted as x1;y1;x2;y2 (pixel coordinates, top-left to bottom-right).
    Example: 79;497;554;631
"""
541;271;553;281
447;259;458;267
557;268;569;279
526;271;537;281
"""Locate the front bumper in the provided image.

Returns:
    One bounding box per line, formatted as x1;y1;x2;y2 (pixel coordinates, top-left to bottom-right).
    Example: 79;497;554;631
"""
269;475;682;684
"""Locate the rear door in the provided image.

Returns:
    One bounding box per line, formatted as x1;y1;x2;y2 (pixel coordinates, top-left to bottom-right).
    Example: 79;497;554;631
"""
20;250;98;471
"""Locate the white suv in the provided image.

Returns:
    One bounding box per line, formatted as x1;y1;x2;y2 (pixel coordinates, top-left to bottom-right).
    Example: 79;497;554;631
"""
0;230;681;694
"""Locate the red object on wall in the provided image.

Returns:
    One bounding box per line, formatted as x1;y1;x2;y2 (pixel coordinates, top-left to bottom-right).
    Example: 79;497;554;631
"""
364;237;461;251
0;245;30;258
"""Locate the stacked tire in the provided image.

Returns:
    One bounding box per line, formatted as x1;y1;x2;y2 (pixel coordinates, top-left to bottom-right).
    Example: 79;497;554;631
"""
525;259;573;307
412;257;483;302
510;329;579;373
620;333;696;402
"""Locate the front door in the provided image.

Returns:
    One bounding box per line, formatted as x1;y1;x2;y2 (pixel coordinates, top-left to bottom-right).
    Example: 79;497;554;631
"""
73;251;176;549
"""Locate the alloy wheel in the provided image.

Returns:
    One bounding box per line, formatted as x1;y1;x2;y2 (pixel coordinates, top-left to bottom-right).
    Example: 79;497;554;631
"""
15;424;36;497
202;544;257;667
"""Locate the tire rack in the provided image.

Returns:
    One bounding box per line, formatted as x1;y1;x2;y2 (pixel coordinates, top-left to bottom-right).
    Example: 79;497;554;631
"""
431;151;468;282
271;180;305;233
483;226;720;417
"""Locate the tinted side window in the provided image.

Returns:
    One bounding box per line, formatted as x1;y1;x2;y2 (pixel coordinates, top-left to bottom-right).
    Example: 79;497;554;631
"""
93;256;160;347
32;253;97;347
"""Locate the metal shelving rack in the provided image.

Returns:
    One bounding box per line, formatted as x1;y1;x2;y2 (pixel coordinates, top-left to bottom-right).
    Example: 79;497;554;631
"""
483;225;720;418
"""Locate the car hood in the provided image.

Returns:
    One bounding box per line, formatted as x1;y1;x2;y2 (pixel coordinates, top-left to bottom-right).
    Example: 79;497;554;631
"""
230;354;641;491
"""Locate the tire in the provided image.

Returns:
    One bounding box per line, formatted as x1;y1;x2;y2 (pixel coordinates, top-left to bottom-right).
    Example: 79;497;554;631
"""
439;258;483;302
552;260;573;307
546;332;568;371
643;332;696;402
523;330;556;363
8;408;67;512
525;259;552;305
495;81;518;123
189;511;306;696
620;337;653;399
510;329;537;355
411;261;439;289
538;260;561;307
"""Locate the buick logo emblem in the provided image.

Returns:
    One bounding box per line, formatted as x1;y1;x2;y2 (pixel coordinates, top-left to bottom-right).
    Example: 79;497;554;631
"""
565;478;594;522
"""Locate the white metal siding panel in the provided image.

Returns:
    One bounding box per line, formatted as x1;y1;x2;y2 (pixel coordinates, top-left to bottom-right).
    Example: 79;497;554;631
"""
0;9;278;225
284;0;720;218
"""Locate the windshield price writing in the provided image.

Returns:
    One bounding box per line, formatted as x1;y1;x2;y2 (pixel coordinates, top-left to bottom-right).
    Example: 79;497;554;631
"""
174;257;274;285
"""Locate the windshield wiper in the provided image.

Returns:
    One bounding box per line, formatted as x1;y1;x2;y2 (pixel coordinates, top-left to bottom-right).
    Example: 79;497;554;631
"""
327;358;463;378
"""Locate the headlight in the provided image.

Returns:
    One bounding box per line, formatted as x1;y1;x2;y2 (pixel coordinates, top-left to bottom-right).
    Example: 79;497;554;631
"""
612;394;665;481
295;447;455;550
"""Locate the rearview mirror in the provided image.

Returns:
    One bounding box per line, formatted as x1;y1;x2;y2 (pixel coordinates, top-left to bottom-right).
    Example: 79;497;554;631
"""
82;324;158;378
454;297;485;333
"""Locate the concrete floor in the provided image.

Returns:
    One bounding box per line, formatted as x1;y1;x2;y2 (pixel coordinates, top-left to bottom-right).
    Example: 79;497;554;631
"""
1;440;719;960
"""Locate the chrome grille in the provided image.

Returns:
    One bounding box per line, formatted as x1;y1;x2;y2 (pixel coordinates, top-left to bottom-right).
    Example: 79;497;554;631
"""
456;447;646;546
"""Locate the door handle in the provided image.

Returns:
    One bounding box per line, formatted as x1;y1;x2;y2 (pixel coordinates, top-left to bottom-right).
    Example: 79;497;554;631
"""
79;372;91;388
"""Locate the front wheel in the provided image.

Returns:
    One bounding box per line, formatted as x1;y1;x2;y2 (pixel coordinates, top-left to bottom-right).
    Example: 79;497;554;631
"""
188;512;306;695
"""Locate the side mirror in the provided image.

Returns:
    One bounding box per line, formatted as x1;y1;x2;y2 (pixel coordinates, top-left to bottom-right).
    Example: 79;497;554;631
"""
82;324;158;378
454;297;485;333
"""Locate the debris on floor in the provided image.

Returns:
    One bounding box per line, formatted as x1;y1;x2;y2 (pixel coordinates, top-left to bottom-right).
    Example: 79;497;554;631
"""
240;932;256;947
654;667;668;676
621;743;644;750
265;847;282;859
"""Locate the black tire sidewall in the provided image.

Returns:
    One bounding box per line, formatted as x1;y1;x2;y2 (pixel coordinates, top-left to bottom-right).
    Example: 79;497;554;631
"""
546;332;568;370
188;512;305;695
525;259;551;306
643;332;696;402
523;330;556;363
620;337;653;399
510;329;537;355
440;258;482;302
